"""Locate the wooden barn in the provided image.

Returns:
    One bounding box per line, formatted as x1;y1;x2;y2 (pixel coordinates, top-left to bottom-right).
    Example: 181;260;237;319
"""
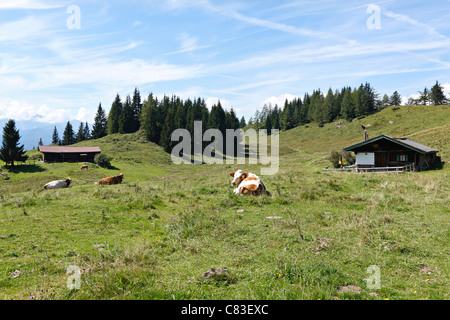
343;134;440;171
38;146;101;163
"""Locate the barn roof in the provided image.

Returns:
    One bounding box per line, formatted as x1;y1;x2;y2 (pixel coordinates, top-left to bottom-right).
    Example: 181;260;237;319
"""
343;134;439;154
38;146;101;153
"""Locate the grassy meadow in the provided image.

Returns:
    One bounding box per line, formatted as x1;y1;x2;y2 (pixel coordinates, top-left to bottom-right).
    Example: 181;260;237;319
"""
0;105;448;300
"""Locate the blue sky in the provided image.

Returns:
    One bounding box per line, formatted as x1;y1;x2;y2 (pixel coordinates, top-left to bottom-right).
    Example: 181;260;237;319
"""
0;0;449;124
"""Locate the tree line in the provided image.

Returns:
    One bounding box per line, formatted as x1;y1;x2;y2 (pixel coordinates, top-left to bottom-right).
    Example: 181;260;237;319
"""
51;81;447;149
50;87;245;153
249;81;448;131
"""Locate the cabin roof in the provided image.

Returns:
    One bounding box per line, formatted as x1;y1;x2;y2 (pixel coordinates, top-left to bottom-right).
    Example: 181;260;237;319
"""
343;134;439;154
38;146;101;153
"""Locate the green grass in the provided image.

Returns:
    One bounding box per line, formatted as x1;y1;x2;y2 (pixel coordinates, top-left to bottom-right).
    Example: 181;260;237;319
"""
0;105;448;300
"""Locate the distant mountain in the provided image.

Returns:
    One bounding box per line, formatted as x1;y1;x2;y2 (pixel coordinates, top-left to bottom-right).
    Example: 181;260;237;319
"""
0;119;85;151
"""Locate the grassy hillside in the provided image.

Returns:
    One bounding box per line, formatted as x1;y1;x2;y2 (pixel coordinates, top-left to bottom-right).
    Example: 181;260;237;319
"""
280;105;449;162
0;105;448;300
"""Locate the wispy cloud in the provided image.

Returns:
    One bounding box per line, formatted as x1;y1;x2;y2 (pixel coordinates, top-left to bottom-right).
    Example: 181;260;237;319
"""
0;0;63;10
0;15;53;42
383;9;449;40
166;33;211;55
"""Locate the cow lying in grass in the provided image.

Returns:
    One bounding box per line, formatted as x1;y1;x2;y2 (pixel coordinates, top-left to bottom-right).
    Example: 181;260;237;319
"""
229;170;270;196
95;173;124;185
44;178;72;189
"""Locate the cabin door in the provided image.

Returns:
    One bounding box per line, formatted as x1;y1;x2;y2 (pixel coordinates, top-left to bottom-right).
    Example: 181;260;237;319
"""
375;152;387;167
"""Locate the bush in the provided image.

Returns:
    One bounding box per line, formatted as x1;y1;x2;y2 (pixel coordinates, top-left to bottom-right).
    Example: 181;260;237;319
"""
94;153;111;168
328;150;355;168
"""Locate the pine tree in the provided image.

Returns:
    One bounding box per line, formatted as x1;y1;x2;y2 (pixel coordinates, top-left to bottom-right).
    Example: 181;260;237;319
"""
208;102;226;133
418;87;429;105
75;122;85;142
62;121;75;145
120;95;134;133
353;85;364;116
159;103;176;152
0;119;28;166
83;122;91;140
340;88;354;120
239;116;246;128
430;81;446;105
281;99;293;130
52;126;60;145
225;107;240;130
38;137;43;146
381;94;389;106
362;82;376;114
92;103;107;139
131;87;142;132
309;89;324;123
107;94;123;134
321;88;335;123
141;94;162;144
174;97;186;129
389;91;402;106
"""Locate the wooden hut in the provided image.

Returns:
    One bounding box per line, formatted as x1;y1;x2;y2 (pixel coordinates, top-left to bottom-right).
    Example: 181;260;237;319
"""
38;146;101;163
343;134;439;171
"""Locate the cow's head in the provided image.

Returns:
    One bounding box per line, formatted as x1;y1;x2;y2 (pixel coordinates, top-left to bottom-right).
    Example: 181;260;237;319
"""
229;170;247;186
65;178;72;186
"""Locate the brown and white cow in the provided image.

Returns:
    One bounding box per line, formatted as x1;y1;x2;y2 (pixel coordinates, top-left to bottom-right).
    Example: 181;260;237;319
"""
229;170;270;196
44;178;72;189
95;173;124;185
80;165;88;170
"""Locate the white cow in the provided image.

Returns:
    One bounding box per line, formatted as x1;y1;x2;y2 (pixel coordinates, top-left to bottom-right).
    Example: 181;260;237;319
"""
43;178;72;189
229;170;270;196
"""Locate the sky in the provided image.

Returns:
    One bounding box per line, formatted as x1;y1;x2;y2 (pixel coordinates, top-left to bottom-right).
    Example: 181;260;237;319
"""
0;0;449;124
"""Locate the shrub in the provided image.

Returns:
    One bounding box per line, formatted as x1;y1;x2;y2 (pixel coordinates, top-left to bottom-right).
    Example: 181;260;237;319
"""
94;153;111;168
328;150;355;168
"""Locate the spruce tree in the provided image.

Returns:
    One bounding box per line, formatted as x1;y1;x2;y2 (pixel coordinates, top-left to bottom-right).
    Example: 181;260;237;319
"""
141;94;161;143
83;122;91;140
52;126;60;145
389;91;402;106
239;116;246;128
92;103;107;139
321;88;335;123
120;95;134;133
340;89;354;120
418;87;429;105
38;137;43;146
131;87;142;132
75;122;85;142
107;94;123;134
0;119;28;166
62;121;75;145
159;104;175;152
430;81;446;105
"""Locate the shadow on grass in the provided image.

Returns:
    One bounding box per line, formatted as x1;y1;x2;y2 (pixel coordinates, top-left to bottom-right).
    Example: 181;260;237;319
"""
3;164;47;173
428;161;445;171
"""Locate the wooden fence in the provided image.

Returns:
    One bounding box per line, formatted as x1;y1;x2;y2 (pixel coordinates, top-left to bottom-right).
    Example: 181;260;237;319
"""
323;163;415;173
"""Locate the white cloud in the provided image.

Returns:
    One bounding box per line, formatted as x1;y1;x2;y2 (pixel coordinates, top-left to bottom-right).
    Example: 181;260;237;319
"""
205;97;234;111
442;82;450;98
75;107;95;123
384;10;448;40
25;58;205;89
261;93;297;108
0;100;73;123
0;16;52;43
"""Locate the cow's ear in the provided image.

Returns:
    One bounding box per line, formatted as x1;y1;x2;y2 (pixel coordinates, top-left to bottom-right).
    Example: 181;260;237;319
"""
229;172;235;177
242;172;248;179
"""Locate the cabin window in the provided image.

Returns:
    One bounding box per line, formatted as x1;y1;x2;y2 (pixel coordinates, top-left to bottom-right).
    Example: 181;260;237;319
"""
397;154;408;162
